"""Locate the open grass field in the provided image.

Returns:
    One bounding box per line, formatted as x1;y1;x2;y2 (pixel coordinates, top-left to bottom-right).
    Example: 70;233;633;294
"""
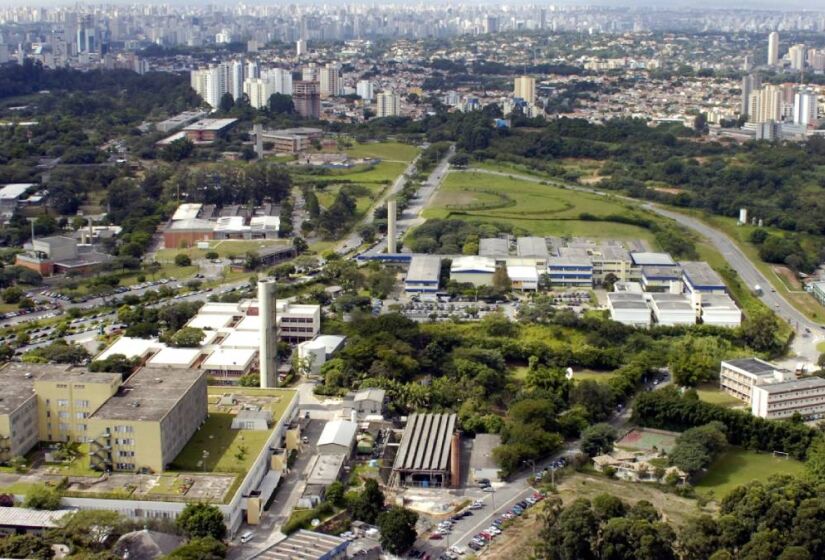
424;170;656;242
346;141;419;163
157;239;289;262
695;383;743;408
571;369;618;383
316;181;388;216
695;448;805;499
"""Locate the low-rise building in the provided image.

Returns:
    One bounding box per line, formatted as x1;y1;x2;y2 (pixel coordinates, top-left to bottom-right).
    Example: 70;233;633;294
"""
479;238;510;261
155;111;208;133
255;530;349;560
640;265;682;292
607;292;651;327
259;127;323;154
681;261;727;294
15;236;112;277
516;236;549;266
699;293;742;327
182;118;238;143
317;419;357;456
506;264;539;291
390;412;459;488
547;257;593;287
0;507;73;536
450;256;495;287
648;293;696;326
751;377;825;420
720;358;794;403
405;255;441;293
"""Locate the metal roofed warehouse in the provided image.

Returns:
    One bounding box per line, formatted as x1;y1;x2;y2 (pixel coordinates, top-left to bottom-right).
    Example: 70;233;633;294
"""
404;255;441;293
390;412;459;488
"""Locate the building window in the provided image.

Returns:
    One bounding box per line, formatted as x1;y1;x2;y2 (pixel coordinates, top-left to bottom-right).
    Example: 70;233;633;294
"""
114;425;134;433
75;400;89;408
57;399;68;407
118;451;135;458
56;384;67;389
58;411;69;419
58;423;70;432
76;412;88;420
116;438;134;446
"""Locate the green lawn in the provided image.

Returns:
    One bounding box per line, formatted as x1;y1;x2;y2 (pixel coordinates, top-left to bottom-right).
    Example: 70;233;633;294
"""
572;370;618;383
171;387;295;474
695;384;743;408
696;448;805;499
156;239;289;261
423;170;656;242
346;141;419;163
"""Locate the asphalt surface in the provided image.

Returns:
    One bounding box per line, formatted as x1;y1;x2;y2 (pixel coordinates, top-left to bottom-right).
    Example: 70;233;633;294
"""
361;145;454;259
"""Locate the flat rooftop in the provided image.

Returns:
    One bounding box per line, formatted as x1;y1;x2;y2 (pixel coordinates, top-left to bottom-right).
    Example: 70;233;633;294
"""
641;265;682;279
34;366;120;385
406;255;441;283
723;358;782;378
146;347;202;367
681;261;725;288
517;236;549;258
479;238;509;257
631;252;675;266
0;363;44;414
183;118;238;132
759;376;825;394
91;367;205;422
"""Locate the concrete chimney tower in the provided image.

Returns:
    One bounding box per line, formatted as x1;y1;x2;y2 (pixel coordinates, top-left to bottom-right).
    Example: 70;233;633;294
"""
253;123;264;160
258;279;278;388
387;199;397;254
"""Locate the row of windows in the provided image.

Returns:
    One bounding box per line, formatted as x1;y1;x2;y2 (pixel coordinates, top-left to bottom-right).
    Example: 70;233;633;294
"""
114;425;134;433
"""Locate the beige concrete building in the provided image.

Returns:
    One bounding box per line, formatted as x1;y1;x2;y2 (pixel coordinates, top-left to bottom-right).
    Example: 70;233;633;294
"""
87;367;207;473
514;75;536;104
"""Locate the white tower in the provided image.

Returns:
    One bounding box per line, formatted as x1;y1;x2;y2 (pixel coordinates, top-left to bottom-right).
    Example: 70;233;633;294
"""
768;32;779;66
387;200;397;254
258;280;278;388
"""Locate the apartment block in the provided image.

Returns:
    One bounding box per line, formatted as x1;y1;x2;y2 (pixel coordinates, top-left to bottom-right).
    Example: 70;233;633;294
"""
87;367;207;473
34;368;121;443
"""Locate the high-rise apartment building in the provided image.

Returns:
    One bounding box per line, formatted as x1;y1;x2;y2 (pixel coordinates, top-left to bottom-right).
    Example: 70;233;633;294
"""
789;44;806;71
376;91;401;118
293;81;321;119
191;64;233;109
793;87;818;127
296;39;307;57
356;80;374;101
229;60;244;101
243;69;293;109
302;63;319;83
740;74;761;117
748;84;783;123
484;15;499;34
514;75;536;105
768;32;780;66
246;60;260;80
809;49;825;72
319;63;342;98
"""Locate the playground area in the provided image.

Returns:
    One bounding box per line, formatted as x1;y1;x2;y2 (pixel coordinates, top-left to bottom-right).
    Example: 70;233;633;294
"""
616;428;679;454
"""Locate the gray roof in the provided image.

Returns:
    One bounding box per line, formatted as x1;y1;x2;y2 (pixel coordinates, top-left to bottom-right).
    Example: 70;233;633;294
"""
257;530;348;560
354;388;385;403
722;358;780;377
517;237;549;258
392;413;456;473
0;507;72;528
631;252;676;266
479;238;509;257
758;376;825;394
114;530;185;560
307;453;346;486
680;261;725;288
317;419;357;450
0;363;50;415
90;367;205;422
641;265;682;279
406;255;441;283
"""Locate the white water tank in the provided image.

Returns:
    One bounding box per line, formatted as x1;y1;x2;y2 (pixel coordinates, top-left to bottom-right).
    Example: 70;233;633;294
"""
298;339;327;375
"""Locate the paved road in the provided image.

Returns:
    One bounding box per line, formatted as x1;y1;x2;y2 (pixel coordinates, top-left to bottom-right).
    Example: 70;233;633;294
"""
361;145;454;259
335;153;423;255
648;206;823;365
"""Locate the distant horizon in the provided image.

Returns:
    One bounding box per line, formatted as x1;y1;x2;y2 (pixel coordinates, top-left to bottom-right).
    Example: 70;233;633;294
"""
3;0;825;11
